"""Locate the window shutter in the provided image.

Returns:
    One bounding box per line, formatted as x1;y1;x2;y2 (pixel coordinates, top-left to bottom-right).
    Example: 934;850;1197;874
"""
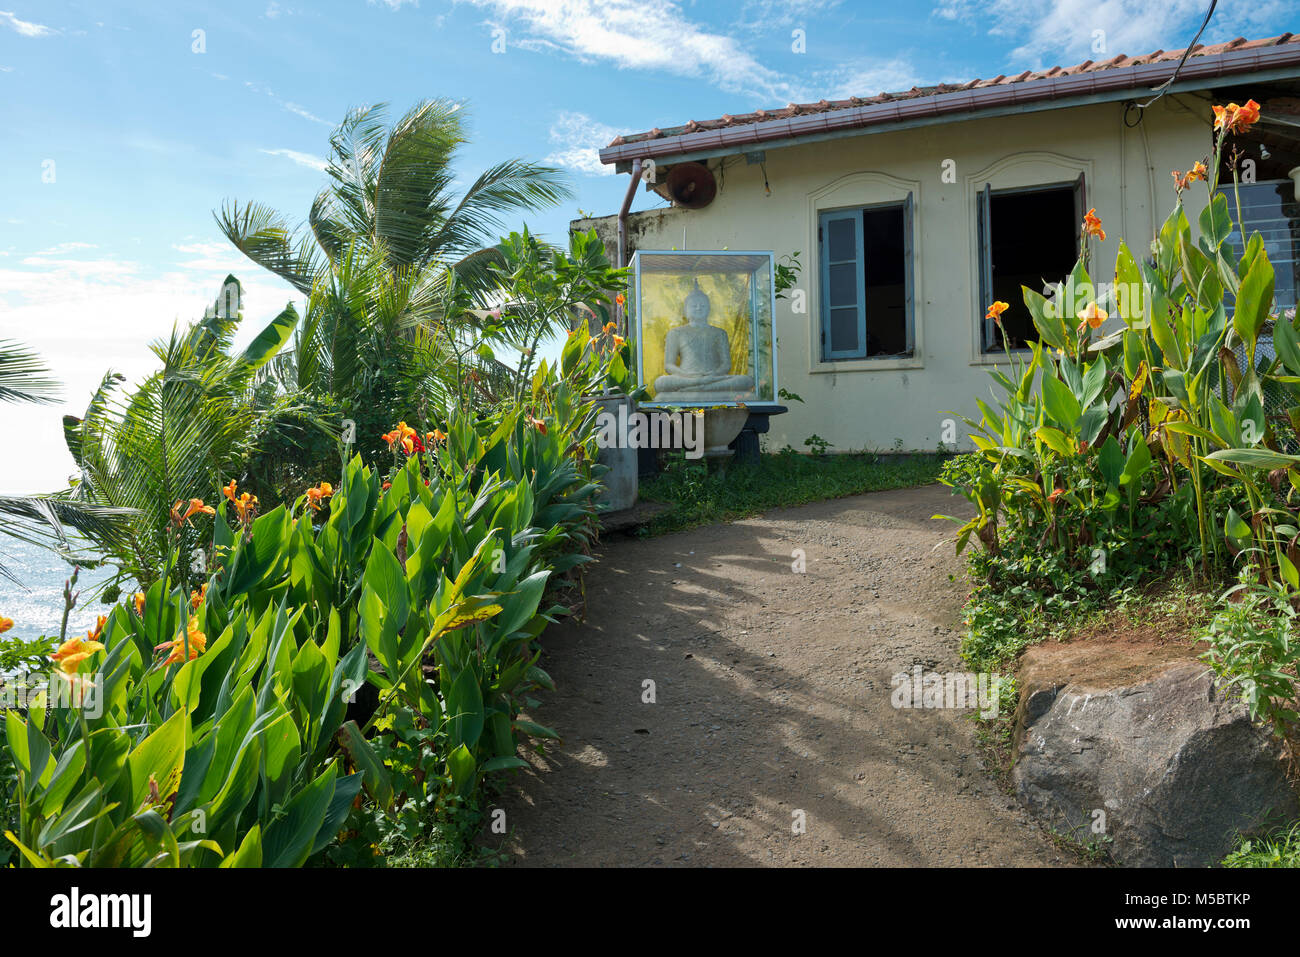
1073;172;1087;259
977;183;994;349
903;191;915;355
819;209;866;359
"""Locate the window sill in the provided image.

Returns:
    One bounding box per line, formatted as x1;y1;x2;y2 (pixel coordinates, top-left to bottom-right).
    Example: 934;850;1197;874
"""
810;356;923;373
970;349;1033;366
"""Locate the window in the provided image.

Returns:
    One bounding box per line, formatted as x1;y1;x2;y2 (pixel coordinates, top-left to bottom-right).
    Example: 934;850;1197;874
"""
1218;180;1299;314
818;195;914;360
977;176;1084;351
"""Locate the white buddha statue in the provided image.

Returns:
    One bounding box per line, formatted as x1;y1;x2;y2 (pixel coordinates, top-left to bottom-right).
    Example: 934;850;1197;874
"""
653;282;754;399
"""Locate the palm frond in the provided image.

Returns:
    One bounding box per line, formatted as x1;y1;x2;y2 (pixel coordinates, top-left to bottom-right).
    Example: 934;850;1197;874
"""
0;338;61;405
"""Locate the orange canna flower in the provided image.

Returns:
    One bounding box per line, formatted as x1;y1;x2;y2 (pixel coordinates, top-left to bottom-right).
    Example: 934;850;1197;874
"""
305;482;334;512
171;498;215;527
88;614;106;641
1082;208;1106;241
1047;488;1064;504
52;636;105;675
615;293;625;306
0;616;12;635
427;429;447;446
134;592;146;616
1077;302;1107;330
155;617;206;666
1189;161;1207;183
191;584;207;610
530;416;548;435
986;301;1010;323
382;481;392;491
1214;99;1261;136
233;492;258;522
613;335;625;348
222;479;237;502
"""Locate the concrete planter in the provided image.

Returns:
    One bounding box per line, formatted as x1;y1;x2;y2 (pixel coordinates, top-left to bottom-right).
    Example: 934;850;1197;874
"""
589;394;638;512
701;406;749;460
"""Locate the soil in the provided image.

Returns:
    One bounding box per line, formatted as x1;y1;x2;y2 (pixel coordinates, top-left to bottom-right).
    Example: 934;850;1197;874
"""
486;484;1068;866
1018;594;1211;693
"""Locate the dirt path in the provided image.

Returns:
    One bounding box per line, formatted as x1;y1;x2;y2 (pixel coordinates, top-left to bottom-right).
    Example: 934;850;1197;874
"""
490;484;1066;866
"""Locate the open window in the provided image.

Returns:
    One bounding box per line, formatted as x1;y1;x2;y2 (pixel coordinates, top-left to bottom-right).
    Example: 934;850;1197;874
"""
978;176;1084;351
818;195;914;360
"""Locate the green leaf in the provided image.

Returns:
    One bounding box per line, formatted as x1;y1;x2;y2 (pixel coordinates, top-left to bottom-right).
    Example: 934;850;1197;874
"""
1234;250;1275;364
238;302;299;370
1098;435;1124;486
1225;506;1253;551
1198;192;1232;251
336;721;393;809
261;763;338;868
219;824;263;867
1207;448;1300;470
446;744;476;799
1041;375;1081;430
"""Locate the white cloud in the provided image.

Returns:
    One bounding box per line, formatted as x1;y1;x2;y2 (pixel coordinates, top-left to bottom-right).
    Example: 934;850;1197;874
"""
259;147;329;171
369;0;419;8
932;0;1290;67
0;9;56;37
0;65;13;72
545;111;620;176
243;79;332;126
34;241;97;255
458;0;794;100
823;57;925;98
283;101;330;125
0;254;300;493
735;0;841;31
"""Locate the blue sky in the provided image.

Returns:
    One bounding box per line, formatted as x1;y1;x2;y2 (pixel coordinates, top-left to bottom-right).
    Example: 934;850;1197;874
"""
1;0;1294;492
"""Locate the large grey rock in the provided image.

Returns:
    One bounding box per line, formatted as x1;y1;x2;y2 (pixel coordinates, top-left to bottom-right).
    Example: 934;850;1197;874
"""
1013;661;1298;867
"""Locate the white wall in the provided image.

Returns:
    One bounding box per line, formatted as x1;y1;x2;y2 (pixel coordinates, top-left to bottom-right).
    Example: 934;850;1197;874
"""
619;96;1212;453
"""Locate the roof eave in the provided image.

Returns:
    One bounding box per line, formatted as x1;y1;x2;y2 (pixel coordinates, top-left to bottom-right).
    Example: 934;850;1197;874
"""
599;42;1300;168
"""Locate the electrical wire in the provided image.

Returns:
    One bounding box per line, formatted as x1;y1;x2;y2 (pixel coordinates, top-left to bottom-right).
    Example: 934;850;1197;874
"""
1132;0;1219;116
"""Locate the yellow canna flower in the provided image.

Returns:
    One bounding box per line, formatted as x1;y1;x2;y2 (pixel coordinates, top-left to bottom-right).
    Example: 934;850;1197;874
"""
1077;302;1107;330
52;636;105;675
155;618;207;666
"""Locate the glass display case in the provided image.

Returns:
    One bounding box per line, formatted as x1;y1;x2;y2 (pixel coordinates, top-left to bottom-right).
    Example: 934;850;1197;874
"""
630;250;776;405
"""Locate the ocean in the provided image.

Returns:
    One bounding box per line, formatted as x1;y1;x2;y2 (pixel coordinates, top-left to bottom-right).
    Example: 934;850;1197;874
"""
0;536;117;644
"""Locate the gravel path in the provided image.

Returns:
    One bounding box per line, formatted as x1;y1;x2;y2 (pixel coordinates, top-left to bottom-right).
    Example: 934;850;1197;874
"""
490;484;1066;866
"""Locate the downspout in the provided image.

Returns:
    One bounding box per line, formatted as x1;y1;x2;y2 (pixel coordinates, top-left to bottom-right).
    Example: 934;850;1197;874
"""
616;157;643;338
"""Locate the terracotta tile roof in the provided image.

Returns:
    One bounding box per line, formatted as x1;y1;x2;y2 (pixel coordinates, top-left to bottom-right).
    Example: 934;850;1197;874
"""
602;33;1299;162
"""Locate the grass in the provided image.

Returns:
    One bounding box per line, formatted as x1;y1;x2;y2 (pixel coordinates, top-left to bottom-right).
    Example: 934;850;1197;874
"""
637;448;949;536
1222;823;1300;867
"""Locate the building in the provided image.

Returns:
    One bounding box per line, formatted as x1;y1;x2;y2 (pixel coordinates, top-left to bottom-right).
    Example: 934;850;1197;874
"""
581;34;1300;453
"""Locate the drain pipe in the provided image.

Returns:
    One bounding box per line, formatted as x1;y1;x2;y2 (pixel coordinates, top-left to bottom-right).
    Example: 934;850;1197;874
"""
616;158;643;337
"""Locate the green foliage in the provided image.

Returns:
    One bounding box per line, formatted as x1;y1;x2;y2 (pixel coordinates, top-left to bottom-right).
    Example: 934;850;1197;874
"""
2;229;624;867
642;449;947;536
60;306;316;589
946;109;1300;730
803;434;833;456
1222;821;1300;867
1200;573;1300;733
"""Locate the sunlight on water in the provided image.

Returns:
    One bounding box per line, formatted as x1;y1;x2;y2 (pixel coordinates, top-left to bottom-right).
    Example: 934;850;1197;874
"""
0;537;117;644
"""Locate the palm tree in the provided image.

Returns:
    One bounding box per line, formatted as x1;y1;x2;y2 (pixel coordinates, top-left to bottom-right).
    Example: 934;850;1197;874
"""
62;304;301;588
0;340;133;585
216;99;571;414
